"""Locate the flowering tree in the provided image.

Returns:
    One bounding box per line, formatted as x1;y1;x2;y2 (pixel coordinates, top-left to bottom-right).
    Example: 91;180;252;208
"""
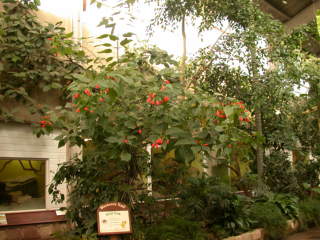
34;43;257;234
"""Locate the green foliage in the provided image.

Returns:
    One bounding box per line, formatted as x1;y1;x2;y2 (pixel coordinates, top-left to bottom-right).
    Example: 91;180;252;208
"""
249;201;288;240
178;176;254;238
0;0;88;121
264;151;299;194
298;198;320;229
295;158;320;196
42;41;256;236
141;216;206;240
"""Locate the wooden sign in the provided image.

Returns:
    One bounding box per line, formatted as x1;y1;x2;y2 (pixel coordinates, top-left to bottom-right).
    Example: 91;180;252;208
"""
0;214;7;225
97;202;132;236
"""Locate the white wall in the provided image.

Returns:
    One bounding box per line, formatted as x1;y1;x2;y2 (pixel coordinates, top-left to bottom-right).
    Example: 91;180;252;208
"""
0;123;67;210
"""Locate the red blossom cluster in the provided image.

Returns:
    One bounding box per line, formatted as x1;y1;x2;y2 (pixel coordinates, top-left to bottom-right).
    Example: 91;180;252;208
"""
146;93;170;105
215;110;226;119
152;138;163;149
39;116;52;128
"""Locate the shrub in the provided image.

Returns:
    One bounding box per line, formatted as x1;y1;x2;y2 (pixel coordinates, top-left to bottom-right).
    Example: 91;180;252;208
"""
178;176;253;239
249;202;288;240
298;198;320;229
141;216;206;240
264;151;299;194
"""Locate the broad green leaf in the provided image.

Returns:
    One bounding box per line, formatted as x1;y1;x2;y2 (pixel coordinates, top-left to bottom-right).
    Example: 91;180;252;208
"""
109;35;119;41
120;38;132;46
123;32;135;37
167;127;189;137
121;151;131;162
223;105;234;117
98;49;112;54
97;34;109;39
106;136;120;143
175;138;196;146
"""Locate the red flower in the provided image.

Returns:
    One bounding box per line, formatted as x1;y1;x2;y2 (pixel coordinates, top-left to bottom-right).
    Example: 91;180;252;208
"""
47;38;53;41
84;107;89;111
41;115;50;119
155;138;163;145
166;140;170;144
95;84;101;89
99;97;105;102
152;143;160;149
215;110;226;119
137;129;142;135
40;120;46;124
165;80;170;84
202;143;209;146
90;110;94;113
150;101;155;105
160;85;166;91
41;125;46;128
76;108;80;112
163;96;170;103
73;93;80;99
149;93;156;98
146;97;152;103
84;88;91;96
234;102;244;105
244;117;250;123
122;139;129;144
239;116;244;121
155;100;162;105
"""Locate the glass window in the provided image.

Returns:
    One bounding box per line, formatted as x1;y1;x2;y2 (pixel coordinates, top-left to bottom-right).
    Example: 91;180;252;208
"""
0;159;46;211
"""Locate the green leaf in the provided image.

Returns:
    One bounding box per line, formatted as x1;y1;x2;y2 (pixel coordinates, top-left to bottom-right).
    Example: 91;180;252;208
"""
215;126;224;132
167;127;189;137
191;146;202;154
175;138;196;146
106;136;120;143
176;146;195;163
97;34;109;39
223;105;234;117
219;134;228;143
109;35;119;41
120;38;132;46
105;57;113;62
122;32;135;37
98;49;112;54
121;151;131;162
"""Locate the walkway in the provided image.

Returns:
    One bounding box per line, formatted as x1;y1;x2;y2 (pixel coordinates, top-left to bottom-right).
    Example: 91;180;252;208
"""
285;228;320;240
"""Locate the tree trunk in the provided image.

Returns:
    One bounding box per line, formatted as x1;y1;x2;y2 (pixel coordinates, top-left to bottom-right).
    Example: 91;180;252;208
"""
249;43;264;183
180;14;187;82
255;108;264;182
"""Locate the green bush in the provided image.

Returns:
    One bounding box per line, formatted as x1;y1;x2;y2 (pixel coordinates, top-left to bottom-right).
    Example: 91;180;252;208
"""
178;176;253;239
264;151;299;194
141;216;206;240
249;202;288;240
298;198;320;229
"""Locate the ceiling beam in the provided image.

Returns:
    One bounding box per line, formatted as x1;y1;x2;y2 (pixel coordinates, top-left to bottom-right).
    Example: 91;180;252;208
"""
285;0;320;30
259;0;291;22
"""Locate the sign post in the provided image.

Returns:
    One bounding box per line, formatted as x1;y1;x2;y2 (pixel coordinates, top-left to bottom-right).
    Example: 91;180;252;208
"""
97;202;132;240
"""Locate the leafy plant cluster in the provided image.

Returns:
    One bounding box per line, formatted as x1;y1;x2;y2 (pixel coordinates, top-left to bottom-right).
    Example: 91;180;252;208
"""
2;0;320;240
0;0;88;122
